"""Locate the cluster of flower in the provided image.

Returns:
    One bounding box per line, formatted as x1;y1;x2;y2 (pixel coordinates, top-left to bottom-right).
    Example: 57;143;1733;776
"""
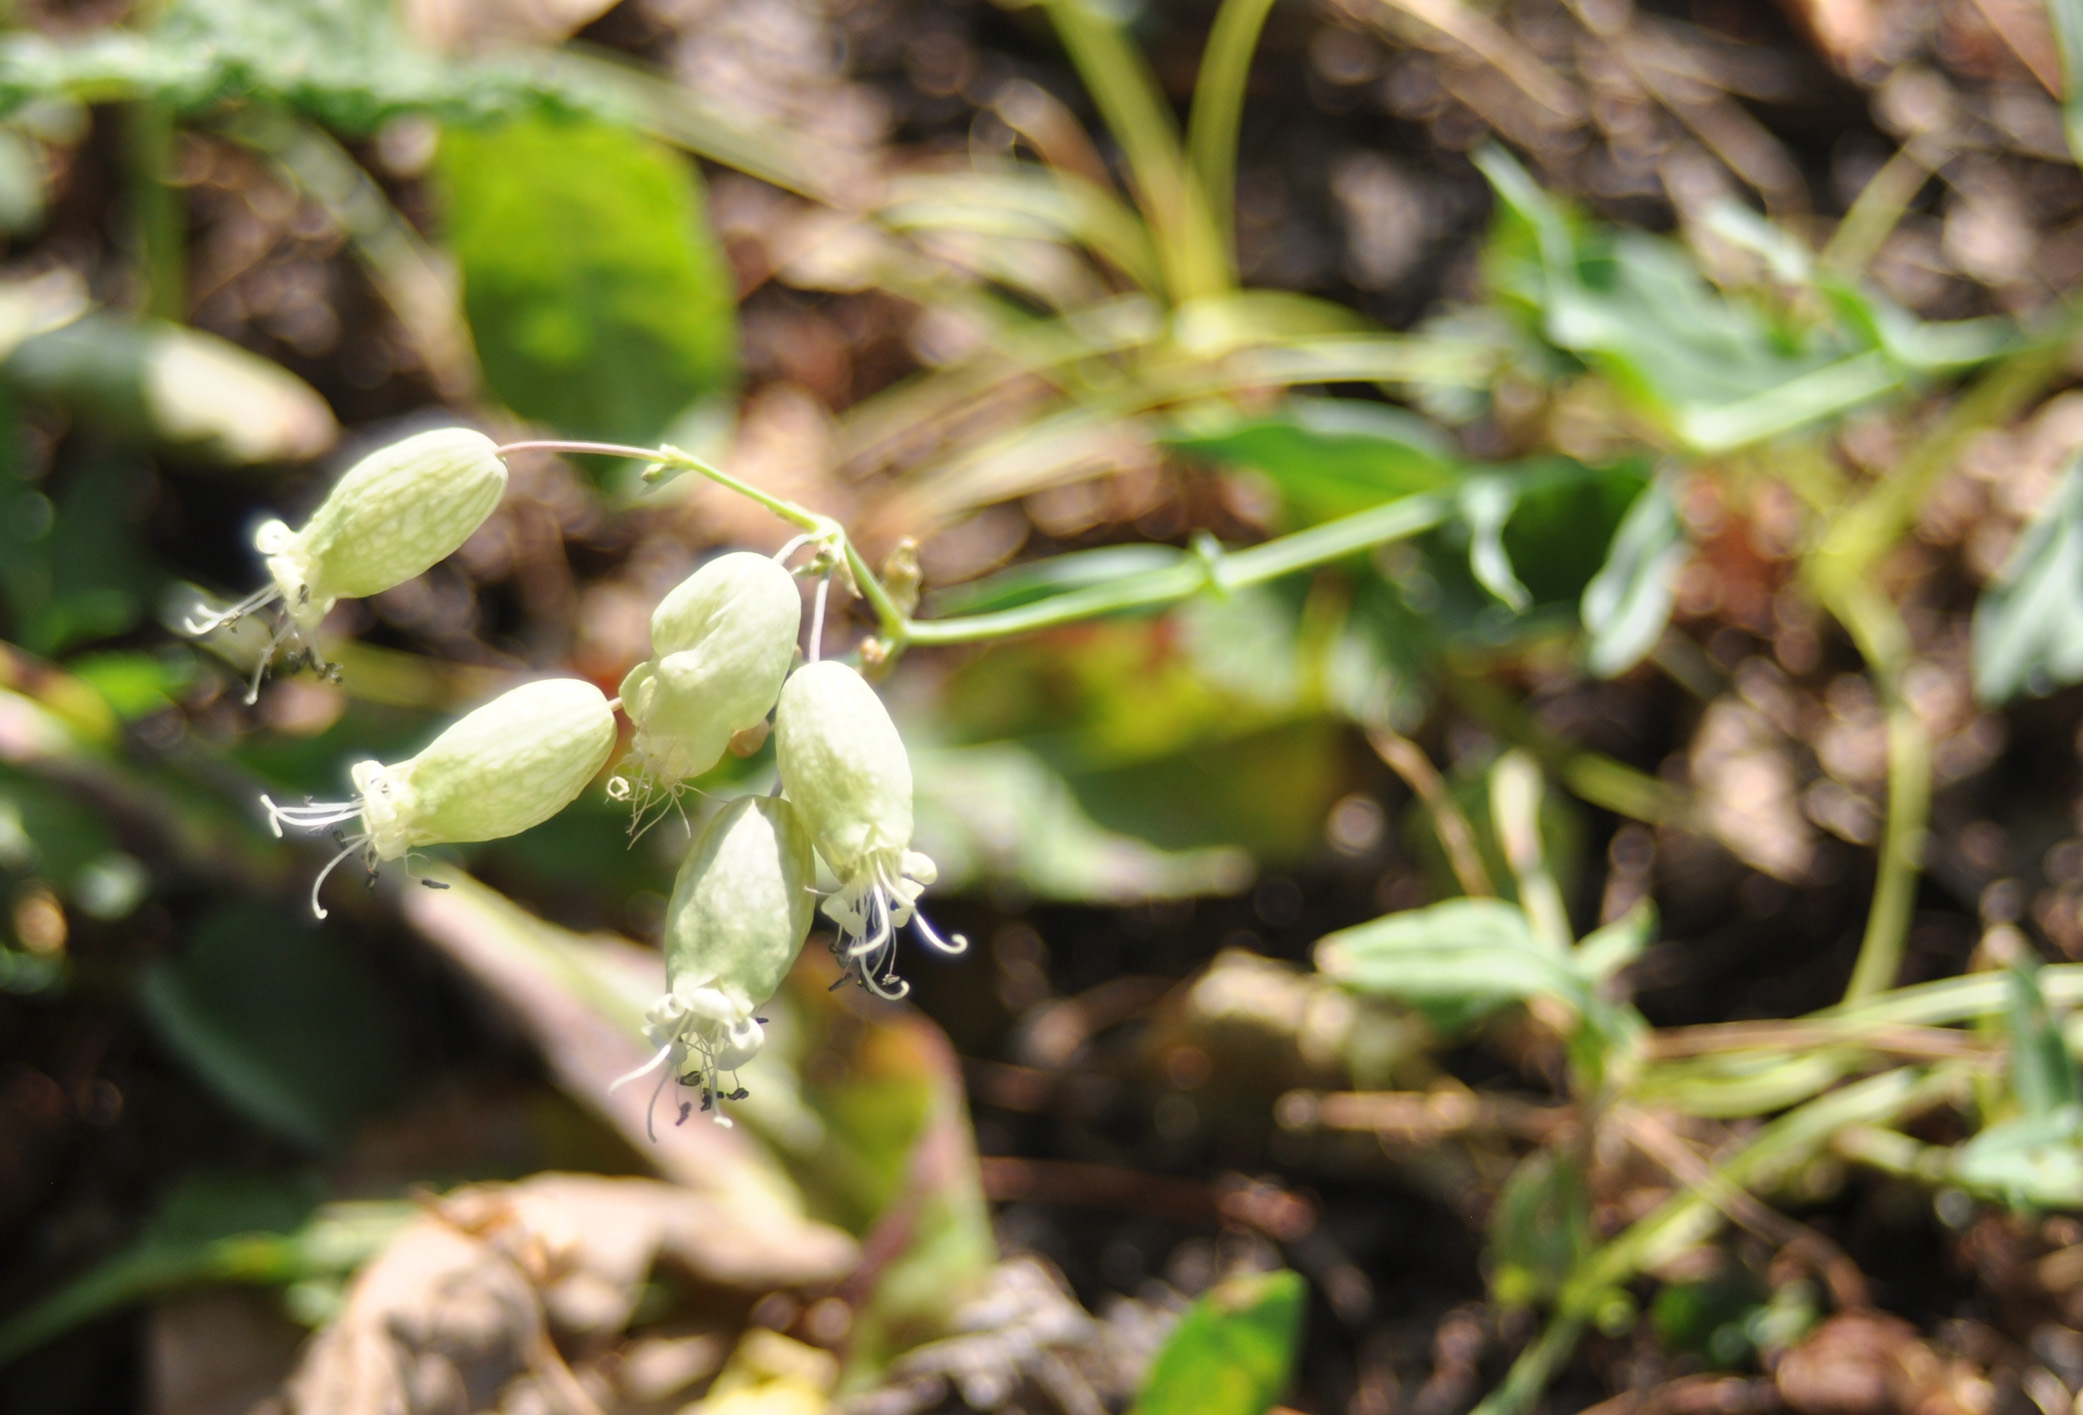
206;428;965;1126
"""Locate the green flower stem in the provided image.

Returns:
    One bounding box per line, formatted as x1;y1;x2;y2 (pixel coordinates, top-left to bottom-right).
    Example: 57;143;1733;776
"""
1806;575;1928;1004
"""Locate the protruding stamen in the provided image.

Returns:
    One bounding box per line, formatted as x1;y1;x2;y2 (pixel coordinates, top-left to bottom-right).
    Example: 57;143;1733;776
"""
847;883;894;961
911;910;969;956
183;584;281;636
262;795;367;838
610;1042;676;1094
308;835;369;920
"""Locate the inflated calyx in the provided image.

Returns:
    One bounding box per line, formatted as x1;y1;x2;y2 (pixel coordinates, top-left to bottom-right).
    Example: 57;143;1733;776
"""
188;427;508;698
263;677;616;917
774;659;965;1000
614;795;815;1129
615;552;802;821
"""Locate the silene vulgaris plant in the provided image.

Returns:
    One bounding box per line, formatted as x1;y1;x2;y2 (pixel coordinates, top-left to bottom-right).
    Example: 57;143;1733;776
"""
214;430;1000;1124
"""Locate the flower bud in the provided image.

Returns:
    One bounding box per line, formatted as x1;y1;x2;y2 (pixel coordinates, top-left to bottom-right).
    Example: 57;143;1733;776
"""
263;677;616;917
618;796;815;1128
774;660;964;999
617;552;801;804
264;427;509;632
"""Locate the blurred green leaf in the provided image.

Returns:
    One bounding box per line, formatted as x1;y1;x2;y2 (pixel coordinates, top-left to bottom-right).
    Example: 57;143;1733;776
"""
1460;475;1532;611
926;544;1190;619
1954;1109;2083;1209
1316;897;1583;1009
913;741;1252;903
1580;477;1684;677
1130;1268;1305;1415
5;311;335;465
0;1172;411;1368
439;114;738;451
1165;397;1457;524
1972;450;2083;703
1575;901;1656;985
2006;959;2080;1119
2048;0;2083;165
138;901;409;1150
1489;1150;1590;1309
1476;146;2006;453
754;973;993;1385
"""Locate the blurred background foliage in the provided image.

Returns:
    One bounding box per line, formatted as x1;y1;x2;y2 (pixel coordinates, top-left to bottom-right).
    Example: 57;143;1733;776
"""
6;0;2083;1411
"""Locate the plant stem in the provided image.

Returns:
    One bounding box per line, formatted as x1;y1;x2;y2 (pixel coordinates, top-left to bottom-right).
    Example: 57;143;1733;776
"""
1184;0;1278;272
900;489;1454;645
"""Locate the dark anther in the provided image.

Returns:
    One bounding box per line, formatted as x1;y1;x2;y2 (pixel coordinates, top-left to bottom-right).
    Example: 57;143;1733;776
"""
419;878;451;890
726;1087;749;1102
675;1102;693;1126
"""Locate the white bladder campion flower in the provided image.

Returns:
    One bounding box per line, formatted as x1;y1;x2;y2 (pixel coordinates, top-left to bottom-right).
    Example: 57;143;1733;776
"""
613;795;815;1131
614;552;801;824
775;659;966;999
187;427;509;699
263;678;616;917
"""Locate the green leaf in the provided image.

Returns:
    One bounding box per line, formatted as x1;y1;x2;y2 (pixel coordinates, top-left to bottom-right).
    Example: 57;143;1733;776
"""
1315;897;1586;1011
1580;476;1685;677
1954;1109;2083;1209
1574;900;1656;984
0;1172;411;1367
2005;959;2081;1119
1460;475;1532;611
4;311;336;464
137;902;409;1150
1473;146;2010;452
1164;397;1458;524
438;114;737;450
1488;1150;1591;1309
1972;451;2083;703
1131;1269;1305;1415
911;741;1252;903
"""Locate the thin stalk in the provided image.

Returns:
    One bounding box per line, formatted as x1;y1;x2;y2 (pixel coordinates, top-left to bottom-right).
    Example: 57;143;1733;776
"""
1810;577;1927;1004
126;100;184;321
1184;0;1278;271
1040;0;1230;301
1473;1066;1960;1415
900;490;1454;646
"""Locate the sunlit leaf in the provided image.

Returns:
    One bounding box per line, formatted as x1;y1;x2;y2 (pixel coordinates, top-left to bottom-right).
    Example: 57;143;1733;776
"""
1165;396;1457;524
1580;476;1685;677
439;114;738;451
2004;960;2080;1120
1130;1269;1305;1415
1973;451;2083;703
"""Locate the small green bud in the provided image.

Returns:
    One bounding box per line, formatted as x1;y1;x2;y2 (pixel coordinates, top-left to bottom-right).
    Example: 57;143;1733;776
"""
774;660;964;999
264;677;616;917
616;552;801;808
618;796;815;1129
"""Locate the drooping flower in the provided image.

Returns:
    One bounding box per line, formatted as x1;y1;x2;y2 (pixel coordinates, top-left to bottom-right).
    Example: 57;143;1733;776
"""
188;427;508;698
614;795;815;1130
263;678;616;917
774;659;964;999
614;552;802;827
